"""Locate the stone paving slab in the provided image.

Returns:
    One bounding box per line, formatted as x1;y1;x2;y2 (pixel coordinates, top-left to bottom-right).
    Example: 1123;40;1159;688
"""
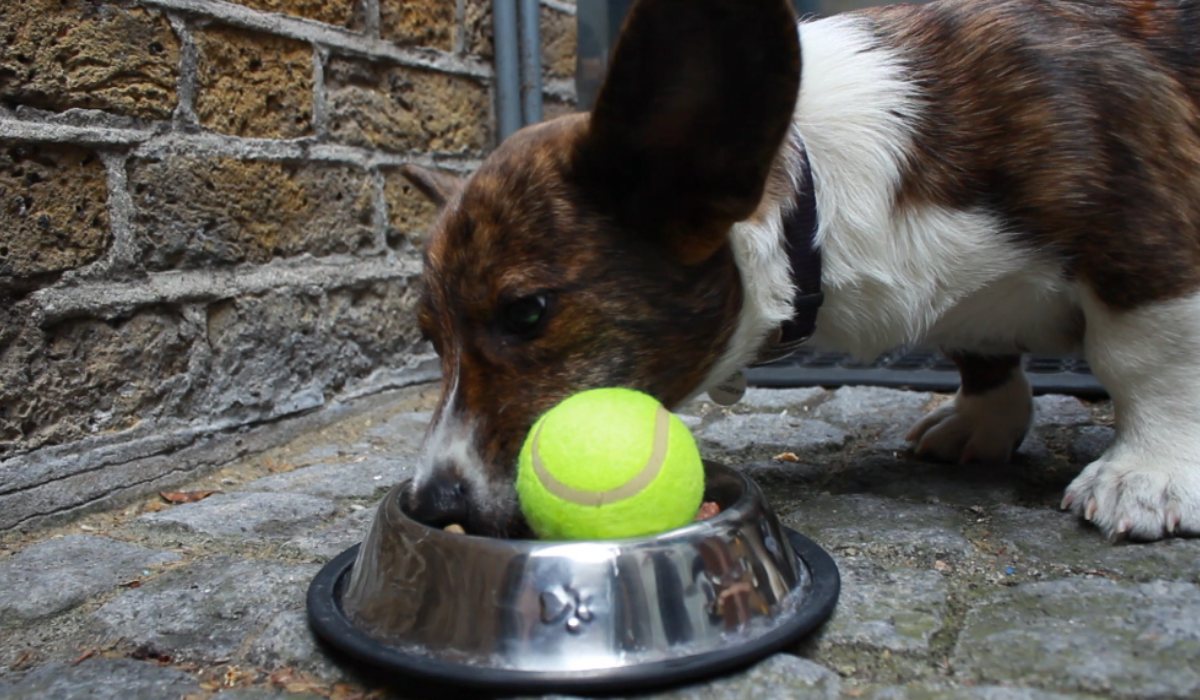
0;534;180;626
529;654;840;700
826;454;1022;506
283;506;376;561
363;411;431;451
245;456;413;500
1;382;1195;700
954;578;1200;698
861;685;1103;699
783;494;974;557
93;555;319;663
807;556;949;657
699;414;849;455
137;491;339;540
1066;426;1114;465
245;609;345;680
984;505;1200;581
0;657;201;700
736;386;829;413
811;386;935;436
1031;395;1093;427
206;691;325;700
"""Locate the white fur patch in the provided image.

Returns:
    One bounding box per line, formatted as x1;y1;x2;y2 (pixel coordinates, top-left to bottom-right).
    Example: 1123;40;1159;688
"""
696;198;796;399
906;369;1034;465
795;16;1078;359
1062;288;1200;540
415;361;511;516
710;15;1084;397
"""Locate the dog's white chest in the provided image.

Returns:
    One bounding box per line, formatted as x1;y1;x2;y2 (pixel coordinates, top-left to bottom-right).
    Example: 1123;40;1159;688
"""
810;205;1084;359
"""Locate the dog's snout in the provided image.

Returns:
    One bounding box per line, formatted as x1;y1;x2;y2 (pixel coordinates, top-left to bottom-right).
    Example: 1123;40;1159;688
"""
408;472;471;528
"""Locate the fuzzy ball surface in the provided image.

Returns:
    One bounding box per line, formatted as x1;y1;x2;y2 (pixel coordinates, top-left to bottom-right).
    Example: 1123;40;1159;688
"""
517;388;705;540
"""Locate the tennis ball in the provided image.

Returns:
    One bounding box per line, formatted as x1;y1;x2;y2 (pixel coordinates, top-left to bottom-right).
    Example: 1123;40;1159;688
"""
516;388;705;540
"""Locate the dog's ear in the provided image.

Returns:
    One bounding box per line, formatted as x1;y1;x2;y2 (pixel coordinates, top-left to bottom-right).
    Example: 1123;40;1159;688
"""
575;0;801;264
400;164;464;208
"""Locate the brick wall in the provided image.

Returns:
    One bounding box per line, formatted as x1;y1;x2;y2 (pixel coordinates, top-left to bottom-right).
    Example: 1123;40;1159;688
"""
0;0;577;531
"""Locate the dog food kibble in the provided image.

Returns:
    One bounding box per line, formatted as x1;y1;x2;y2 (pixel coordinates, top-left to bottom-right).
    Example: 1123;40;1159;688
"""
694;501;721;520
444;524;466;535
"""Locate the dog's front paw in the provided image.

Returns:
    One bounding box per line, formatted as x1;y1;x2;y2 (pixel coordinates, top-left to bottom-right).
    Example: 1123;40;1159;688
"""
1062;446;1200;541
906;374;1032;465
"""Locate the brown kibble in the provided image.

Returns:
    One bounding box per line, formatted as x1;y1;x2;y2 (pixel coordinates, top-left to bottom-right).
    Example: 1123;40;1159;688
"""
444;523;466;535
694;501;721;521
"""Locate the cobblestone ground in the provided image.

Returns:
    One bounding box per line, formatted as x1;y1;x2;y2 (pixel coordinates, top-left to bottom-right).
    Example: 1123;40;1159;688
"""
3;383;1198;700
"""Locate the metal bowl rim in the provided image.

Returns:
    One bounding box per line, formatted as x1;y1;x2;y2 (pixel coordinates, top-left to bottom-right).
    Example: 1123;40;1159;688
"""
380;461;766;550
306;529;840;694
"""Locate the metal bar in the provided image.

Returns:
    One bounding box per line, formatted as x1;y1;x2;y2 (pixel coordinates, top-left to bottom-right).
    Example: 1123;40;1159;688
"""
492;0;523;140
517;0;544;126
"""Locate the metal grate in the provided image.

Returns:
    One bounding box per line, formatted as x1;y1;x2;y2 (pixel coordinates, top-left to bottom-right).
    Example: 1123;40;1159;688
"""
745;349;1107;398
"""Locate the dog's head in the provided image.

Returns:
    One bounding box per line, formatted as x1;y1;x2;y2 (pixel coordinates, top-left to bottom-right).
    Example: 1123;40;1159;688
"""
403;0;801;536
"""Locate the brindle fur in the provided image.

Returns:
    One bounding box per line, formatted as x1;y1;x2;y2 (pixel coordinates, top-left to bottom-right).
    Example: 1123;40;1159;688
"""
407;0;1200;537
876;0;1200;309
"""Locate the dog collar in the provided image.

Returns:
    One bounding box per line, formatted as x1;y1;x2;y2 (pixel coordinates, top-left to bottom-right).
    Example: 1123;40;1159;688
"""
706;149;822;407
754;148;823;366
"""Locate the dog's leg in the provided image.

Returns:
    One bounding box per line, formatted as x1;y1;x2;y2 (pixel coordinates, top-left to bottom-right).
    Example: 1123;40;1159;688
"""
1062;289;1200;540
906;352;1032;464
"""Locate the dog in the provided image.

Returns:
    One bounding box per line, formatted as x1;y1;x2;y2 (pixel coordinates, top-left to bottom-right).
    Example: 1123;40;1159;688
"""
399;0;1200;542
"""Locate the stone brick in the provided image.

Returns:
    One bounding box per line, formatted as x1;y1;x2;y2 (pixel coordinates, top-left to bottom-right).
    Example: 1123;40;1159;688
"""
0;0;179;119
195;25;312;139
326;56;492;154
129;157;374;270
379;0;456;51
0;143;109;288
234;0;360;27
0;276;420;460
541;5;577;80
0;309;192;457
187;280;421;418
542;98;577;121
464;0;494;58
323;279;424;370
383;166;447;243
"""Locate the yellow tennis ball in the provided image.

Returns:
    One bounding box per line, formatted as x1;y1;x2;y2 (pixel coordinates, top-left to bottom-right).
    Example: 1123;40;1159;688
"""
516;388;705;540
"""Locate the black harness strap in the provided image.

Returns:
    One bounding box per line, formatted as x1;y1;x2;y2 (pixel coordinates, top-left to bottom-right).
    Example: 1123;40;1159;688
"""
754;148;824;366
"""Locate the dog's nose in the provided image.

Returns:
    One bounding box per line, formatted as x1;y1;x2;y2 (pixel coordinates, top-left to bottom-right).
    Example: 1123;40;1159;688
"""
407;472;470;528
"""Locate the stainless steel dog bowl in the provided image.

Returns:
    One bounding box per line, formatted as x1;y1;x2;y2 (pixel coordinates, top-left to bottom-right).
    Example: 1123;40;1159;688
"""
307;462;839;694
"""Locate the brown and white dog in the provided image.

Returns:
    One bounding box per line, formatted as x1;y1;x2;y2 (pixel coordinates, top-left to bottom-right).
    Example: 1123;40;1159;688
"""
401;0;1200;542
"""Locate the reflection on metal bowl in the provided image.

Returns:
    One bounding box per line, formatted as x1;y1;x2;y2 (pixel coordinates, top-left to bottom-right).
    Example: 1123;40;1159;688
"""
307;462;839;694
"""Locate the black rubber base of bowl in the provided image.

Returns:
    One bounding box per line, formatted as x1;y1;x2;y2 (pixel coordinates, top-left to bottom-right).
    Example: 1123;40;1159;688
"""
307;529;840;695
746;349;1107;399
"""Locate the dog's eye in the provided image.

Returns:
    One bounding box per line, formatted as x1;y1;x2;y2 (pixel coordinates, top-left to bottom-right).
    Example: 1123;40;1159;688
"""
501;293;550;337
